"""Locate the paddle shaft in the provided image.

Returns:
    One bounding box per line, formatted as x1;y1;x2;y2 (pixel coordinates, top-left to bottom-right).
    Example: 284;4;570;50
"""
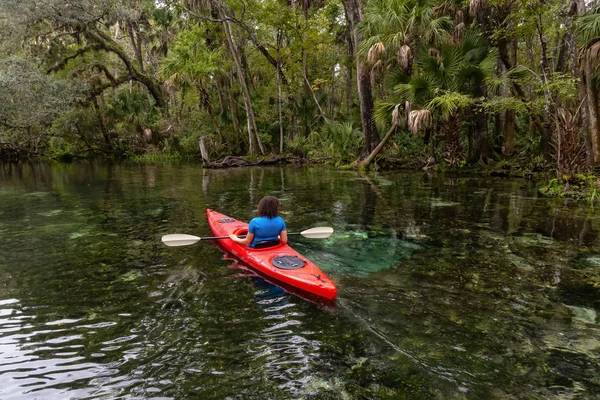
199;232;302;241
162;227;332;247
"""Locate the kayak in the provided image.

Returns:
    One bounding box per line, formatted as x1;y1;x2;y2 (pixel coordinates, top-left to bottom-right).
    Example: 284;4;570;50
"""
206;209;337;300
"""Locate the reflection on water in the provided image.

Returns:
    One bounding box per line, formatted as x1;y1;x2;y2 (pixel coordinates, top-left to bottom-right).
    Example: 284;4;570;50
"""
248;276;319;394
1;161;600;398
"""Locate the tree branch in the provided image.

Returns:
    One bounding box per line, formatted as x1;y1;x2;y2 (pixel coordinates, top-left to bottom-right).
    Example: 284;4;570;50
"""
46;44;104;73
84;29;167;110
86;74;133;98
182;5;288;85
90;63;117;85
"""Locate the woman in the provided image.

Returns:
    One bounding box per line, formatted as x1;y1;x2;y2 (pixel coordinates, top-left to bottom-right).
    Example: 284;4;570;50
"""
229;196;288;248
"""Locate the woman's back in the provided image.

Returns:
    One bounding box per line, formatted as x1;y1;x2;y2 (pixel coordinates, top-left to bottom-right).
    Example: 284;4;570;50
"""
249;216;286;247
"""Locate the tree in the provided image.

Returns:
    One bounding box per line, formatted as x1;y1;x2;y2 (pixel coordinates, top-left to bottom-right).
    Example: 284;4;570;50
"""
183;0;266;156
385;30;496;165
343;0;380;156
577;5;600;166
1;0;167;111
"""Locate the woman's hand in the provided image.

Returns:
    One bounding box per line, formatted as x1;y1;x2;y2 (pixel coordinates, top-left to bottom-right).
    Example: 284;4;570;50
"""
229;232;254;246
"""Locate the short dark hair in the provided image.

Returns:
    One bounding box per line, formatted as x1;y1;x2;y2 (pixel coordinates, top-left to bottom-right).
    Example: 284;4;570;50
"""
257;196;280;218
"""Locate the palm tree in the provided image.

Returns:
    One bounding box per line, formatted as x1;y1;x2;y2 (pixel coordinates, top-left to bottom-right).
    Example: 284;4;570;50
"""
576;4;600;165
359;0;453;76
343;0;380;156
375;29;496;165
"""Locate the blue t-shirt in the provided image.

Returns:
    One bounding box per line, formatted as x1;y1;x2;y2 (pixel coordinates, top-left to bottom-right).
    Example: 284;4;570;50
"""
248;216;286;248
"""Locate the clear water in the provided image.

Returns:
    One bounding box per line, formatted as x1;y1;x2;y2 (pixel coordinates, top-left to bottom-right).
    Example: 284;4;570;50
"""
0;162;599;399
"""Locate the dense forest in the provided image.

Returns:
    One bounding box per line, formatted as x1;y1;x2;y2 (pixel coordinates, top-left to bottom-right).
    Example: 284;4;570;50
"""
1;0;600;190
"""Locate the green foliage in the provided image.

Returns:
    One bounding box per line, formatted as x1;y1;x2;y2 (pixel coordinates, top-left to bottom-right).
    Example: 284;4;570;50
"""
576;7;600;46
104;91;159;140
0;56;82;130
484;96;528;114
289;122;364;165
0;0;592;180
319;121;364;165
428;92;473;121
540;174;600;202
46;137;74;161
46;107;101;156
160;24;224;84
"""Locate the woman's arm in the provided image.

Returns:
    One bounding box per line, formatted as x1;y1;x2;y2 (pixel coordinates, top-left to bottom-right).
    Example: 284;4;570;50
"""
229;232;254;246
279;230;287;244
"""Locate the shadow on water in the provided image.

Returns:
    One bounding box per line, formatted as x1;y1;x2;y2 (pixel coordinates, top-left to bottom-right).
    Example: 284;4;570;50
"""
1;162;600;399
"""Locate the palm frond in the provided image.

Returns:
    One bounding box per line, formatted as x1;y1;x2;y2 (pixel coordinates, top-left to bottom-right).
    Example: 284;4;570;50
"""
394;76;432;105
426;16;453;47
427;92;473;121
577;11;600;46
453;22;465;43
373;101;399;130
368;42;386;64
397;44;413;73
371;60;384;86
469;0;488;20
384;68;410;92
408;109;432;134
391;103;404;126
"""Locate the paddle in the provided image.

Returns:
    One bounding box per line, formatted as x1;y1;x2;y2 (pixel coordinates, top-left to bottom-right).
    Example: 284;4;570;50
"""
161;227;334;247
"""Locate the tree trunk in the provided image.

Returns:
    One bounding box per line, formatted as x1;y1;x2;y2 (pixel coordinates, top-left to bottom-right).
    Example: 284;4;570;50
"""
499;38;546;139
345;30;354;114
585;56;600;165
214;78;225;113
572;0;593;166
536;16;553;162
444;114;463;165
200;136;210;165
198;85;223;142
503;39;517;156
219;9;264;156
471;79;495;162
128;22;144;73
277;30;284;154
92;98;112;150
472;103;494;162
359;124;397;168
226;72;242;150
343;0;379;156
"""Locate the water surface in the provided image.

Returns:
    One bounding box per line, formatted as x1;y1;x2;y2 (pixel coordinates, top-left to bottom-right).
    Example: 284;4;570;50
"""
1;162;599;399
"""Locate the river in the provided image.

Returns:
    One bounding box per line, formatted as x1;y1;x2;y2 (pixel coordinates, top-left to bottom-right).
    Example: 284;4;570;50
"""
0;162;599;399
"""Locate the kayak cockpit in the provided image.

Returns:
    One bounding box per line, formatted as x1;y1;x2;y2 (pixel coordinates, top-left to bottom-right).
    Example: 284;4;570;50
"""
231;228;285;250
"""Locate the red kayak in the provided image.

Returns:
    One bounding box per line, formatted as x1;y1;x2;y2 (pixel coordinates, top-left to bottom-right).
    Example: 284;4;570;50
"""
206;209;337;300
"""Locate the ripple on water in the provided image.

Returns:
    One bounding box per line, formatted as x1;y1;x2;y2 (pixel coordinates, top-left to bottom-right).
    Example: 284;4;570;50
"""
241;276;322;395
0;296;150;399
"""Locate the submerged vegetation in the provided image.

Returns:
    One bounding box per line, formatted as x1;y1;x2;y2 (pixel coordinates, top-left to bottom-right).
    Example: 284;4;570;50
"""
3;0;600;195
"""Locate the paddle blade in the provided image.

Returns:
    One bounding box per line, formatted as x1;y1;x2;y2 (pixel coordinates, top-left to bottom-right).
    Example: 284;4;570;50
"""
162;234;201;247
300;227;334;239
